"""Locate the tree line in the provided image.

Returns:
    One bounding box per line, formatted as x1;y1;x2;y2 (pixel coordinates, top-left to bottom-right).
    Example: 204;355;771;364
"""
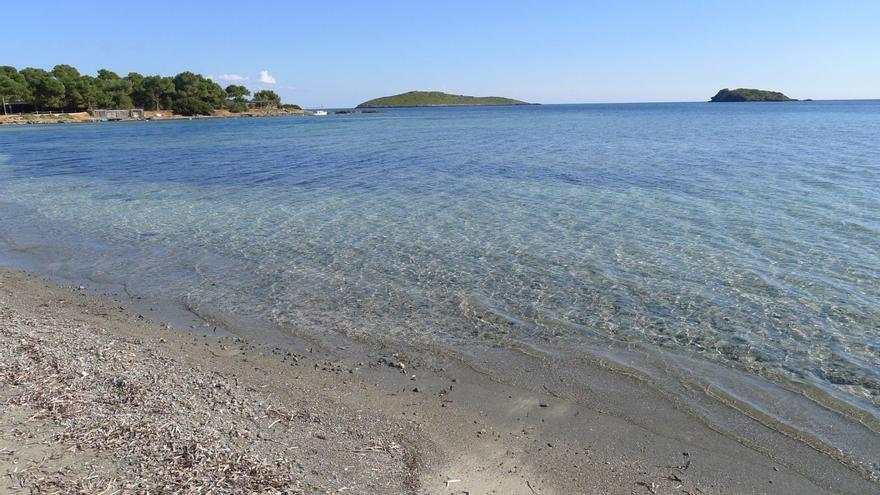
0;65;297;116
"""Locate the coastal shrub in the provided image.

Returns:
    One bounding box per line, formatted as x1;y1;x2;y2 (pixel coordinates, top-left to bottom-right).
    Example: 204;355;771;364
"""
1;65;300;113
253;90;281;108
227;100;248;113
172;97;214;116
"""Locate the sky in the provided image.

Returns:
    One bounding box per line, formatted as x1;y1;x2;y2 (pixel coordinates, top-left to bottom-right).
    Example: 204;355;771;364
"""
2;1;878;107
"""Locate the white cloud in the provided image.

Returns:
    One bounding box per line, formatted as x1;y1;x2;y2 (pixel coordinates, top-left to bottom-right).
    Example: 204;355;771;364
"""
259;70;277;84
213;73;249;82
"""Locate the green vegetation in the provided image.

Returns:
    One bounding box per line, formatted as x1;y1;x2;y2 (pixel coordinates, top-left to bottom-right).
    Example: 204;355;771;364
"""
172;97;214;116
710;88;795;102
0;64;294;115
224;85;251;113
252;89;281;108
224;84;250;101
357;91;529;108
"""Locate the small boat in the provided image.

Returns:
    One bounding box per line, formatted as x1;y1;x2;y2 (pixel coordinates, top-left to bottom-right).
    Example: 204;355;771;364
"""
313;110;328;116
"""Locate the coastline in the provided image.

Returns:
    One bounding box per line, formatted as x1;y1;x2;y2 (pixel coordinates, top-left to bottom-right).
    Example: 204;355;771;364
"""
1;267;875;494
0;108;309;127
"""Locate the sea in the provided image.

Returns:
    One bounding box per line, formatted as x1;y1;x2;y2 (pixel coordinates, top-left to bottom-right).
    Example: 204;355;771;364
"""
1;101;878;477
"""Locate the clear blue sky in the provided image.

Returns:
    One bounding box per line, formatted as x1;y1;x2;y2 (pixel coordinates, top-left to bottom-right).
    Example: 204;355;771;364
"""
2;1;878;107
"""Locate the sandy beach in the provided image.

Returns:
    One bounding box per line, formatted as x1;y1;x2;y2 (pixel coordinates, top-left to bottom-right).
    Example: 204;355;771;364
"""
2;2;878;493
0;267;874;494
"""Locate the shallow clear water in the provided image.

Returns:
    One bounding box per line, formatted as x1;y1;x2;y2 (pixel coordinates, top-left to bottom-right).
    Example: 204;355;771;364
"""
1;102;878;423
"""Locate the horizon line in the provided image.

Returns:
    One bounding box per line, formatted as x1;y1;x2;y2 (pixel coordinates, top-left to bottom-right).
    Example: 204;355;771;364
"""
316;97;879;109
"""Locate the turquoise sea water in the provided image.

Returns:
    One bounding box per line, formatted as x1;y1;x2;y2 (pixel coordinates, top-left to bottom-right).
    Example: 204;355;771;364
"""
1;102;878;471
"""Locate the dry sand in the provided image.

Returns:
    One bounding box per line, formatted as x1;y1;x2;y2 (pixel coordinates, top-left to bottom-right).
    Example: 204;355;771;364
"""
0;268;874;494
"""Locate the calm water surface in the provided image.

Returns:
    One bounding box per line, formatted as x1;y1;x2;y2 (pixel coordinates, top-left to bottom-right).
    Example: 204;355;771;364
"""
1;102;878;469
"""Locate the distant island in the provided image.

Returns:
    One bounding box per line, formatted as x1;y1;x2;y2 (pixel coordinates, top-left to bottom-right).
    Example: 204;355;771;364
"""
357;91;530;108
710;88;795;102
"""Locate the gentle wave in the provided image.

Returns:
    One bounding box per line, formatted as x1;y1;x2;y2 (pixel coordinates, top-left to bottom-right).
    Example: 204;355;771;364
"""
1;102;878;478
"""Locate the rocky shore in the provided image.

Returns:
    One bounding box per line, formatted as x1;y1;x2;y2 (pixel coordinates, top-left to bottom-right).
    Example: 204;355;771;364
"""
0;108;309;126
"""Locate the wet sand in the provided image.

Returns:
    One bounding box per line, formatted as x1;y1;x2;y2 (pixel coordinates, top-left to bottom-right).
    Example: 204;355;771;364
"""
0;268;874;494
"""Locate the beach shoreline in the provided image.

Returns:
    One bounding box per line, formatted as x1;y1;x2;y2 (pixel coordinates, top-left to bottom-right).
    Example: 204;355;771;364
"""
1;267;875;494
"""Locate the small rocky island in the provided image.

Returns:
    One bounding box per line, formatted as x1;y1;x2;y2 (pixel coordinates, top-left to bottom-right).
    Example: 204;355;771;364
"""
357;91;530;108
710;88;795;102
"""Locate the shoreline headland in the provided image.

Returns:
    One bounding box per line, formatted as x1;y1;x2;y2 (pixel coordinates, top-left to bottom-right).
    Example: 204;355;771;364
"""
0;108;310;126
